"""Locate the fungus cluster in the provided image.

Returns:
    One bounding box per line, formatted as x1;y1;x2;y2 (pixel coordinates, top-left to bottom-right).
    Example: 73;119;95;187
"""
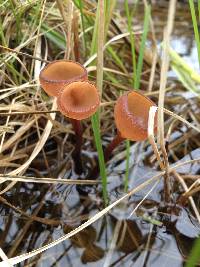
39;60;157;176
39;60;99;118
39;60;100;174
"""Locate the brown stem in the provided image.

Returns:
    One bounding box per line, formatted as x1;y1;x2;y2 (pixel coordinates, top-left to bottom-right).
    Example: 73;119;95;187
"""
89;132;124;179
104;132;124;162
70;119;83;174
73;10;80;62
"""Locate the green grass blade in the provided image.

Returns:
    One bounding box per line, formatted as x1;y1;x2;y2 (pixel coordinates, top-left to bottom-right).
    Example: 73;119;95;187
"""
135;4;151;90
198;0;200;23
104;0;116;40
185;237;200;267
124;0;137;87
171;63;199;95
90;3;99;57
41;24;66;50
124;0;138;192
77;0;87;55
91;114;108;204
188;0;200;67
0;16;7;46
8;0;22;42
107;45;127;73
90;0;108;205
124;1;149;192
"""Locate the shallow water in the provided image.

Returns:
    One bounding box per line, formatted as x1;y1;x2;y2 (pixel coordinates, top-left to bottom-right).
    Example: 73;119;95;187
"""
1;1;200;267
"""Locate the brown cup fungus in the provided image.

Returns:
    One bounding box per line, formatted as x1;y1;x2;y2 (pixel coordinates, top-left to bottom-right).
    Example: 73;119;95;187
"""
39;60;87;97
114;91;157;141
90;91;157;179
103;91;157;165
57;81;100;120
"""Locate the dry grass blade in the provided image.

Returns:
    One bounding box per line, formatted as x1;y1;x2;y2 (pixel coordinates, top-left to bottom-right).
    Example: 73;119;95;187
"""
128;180;160;218
96;0;104;97
84;31;141;67
0;195;61;227
157;0;177;202
164;108;200;133
0;110;58;116
0;174;100;185
103;220;122;267
1;1;200;266
181;178;200;199
148;106;164;170
1;119;35;153
0;99;57;195
8;99;57;176
56;0;73;59
0;45;50;63
0;248;13;267
173;170;200;224
0;173;162;266
1;156;200;266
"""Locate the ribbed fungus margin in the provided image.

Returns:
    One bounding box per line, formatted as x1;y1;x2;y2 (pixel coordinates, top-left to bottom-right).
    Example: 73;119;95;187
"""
57;81;100;175
39;60;87;97
57;81;100;120
89;90;157;179
114;90;157;142
104;91;157;162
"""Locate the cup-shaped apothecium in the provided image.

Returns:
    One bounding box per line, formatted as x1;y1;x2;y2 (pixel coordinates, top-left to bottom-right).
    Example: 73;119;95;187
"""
114;91;157;141
39;60;87;97
57;81;100;120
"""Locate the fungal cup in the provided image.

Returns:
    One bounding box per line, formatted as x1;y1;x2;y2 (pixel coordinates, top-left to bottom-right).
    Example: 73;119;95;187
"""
39;60;87;97
104;91;157;163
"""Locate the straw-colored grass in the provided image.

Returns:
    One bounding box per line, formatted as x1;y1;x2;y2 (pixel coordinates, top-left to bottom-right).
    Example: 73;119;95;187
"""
0;0;200;266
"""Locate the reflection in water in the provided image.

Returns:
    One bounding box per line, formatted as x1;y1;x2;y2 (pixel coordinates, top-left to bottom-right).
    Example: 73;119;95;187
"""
64;225;104;264
110;215;143;254
0;173;200;266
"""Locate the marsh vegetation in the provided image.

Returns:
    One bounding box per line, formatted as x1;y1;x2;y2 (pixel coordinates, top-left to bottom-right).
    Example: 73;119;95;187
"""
0;0;200;266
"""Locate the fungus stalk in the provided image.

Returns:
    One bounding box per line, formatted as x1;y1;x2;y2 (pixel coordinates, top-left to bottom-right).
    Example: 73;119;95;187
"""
70;119;83;174
104;132;124;162
89;132;124;179
57;81;100;174
39;61;94;174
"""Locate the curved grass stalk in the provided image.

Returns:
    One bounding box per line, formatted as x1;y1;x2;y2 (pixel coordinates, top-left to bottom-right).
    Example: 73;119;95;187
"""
2;157;200;266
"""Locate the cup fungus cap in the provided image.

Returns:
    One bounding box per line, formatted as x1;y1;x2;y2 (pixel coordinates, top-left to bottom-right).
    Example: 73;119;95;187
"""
114;91;157;141
57;81;100;120
39;60;87;97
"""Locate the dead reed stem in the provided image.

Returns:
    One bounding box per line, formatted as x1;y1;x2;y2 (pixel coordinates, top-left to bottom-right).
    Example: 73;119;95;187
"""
157;0;177;203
